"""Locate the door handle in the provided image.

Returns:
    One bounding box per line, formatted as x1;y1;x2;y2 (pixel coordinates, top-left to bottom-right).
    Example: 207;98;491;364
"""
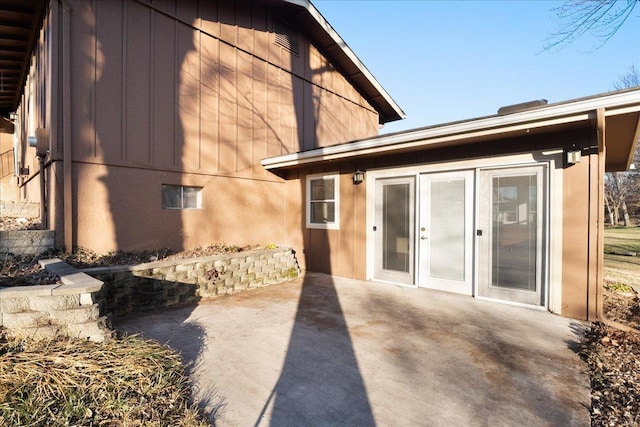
420;236;428;240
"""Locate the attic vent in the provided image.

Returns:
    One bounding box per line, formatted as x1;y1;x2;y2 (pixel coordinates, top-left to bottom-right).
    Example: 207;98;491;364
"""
274;20;299;55
497;99;548;116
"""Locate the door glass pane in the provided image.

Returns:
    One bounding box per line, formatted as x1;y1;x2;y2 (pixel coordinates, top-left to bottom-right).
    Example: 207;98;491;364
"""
431;179;465;281
383;183;411;273
492;175;537;290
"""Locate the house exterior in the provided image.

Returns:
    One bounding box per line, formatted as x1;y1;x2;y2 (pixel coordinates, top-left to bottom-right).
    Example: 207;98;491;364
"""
0;0;403;252
2;0;640;321
263;89;640;321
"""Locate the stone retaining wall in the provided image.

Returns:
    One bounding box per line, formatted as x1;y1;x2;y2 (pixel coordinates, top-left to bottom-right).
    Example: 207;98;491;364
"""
0;259;110;342
0;230;55;255
89;247;300;318
0;247;299;341
0;201;40;218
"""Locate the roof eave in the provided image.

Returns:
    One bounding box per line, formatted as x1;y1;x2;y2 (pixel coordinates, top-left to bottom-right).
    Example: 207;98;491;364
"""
282;0;406;124
261;89;640;171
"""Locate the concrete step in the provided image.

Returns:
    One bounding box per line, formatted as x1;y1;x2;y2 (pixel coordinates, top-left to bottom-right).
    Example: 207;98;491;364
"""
50;304;100;324
66;317;113;342
2;310;49;328
6;324;63;341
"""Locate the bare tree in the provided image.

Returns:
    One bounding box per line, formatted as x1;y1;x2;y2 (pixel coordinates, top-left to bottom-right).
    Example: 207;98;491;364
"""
605;172;634;226
613;65;640;91
545;0;638;51
604;66;640;226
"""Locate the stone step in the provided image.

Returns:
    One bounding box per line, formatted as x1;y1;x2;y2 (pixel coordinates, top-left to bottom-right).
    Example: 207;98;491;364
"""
66;317;113;342
30;294;81;311
6;325;63;341
2;304;100;328
2;310;49;329
51;304;100;325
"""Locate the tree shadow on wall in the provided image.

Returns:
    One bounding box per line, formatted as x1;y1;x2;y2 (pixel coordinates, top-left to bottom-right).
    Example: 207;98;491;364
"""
257;8;375;425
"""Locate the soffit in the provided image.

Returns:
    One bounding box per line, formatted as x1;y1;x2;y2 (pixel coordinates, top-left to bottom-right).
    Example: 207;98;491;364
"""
0;0;45;118
605;112;640;172
262;88;640;172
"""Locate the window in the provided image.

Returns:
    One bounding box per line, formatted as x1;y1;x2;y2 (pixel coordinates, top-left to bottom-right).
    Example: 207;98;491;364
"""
306;173;339;229
162;185;202;209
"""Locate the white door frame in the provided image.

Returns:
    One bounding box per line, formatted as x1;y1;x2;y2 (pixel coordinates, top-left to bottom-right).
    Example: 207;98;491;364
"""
365;151;563;312
475;165;547;306
417;170;474;295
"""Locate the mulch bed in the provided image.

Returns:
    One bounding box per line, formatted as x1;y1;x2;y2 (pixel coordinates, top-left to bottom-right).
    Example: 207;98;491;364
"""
0;244;255;287
583;285;640;426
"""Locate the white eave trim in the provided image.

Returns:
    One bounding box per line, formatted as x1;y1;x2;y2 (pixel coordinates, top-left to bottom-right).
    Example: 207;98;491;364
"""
262;89;640;170
283;0;405;122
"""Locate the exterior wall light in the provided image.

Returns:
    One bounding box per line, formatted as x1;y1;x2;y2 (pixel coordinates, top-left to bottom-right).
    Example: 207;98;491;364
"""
565;146;582;165
353;169;365;185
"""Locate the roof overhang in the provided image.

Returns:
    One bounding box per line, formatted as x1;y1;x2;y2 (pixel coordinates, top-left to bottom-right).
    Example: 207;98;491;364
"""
262;88;640;172
0;0;46;120
266;0;405;124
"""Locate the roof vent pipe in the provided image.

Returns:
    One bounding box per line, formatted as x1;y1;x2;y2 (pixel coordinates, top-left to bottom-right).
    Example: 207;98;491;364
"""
497;99;548;115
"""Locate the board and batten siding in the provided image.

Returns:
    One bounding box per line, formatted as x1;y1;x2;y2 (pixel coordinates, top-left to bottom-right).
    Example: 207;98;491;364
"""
18;0;382;253
68;0;379;178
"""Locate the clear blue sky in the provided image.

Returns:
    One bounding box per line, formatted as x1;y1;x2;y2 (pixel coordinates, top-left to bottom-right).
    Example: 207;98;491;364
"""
313;0;640;134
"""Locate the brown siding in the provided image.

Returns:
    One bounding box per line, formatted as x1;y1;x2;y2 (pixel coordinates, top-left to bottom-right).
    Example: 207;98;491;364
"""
286;128;601;314
73;163;286;253
70;0;379;173
285;164;367;279
0;133;18;202
561;153;592;319
56;0;380;253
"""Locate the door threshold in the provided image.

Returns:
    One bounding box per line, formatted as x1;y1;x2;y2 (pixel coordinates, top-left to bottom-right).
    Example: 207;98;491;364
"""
475;295;548;311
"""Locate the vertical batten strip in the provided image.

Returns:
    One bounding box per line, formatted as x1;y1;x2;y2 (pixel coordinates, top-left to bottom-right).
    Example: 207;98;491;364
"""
173;10;178;168
91;0;97;158
198;23;202;170
149;8;154;165
121;0;127;161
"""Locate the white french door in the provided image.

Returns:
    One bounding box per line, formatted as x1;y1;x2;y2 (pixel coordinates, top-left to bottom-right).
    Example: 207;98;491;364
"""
417;171;474;295
477;166;546;305
371;163;547;307
373;177;415;285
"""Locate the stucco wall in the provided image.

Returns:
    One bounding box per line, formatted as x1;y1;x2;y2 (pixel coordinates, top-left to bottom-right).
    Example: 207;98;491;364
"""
72;163;287;253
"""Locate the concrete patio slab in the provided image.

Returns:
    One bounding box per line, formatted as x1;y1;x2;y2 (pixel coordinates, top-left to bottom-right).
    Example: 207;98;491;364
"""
115;272;590;426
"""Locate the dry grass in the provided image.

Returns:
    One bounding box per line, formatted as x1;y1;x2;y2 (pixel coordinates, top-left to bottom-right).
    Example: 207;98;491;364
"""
0;332;212;426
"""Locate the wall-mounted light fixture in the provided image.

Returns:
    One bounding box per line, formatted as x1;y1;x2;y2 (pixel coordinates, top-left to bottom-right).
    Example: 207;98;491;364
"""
565;145;582;165
353;169;365;185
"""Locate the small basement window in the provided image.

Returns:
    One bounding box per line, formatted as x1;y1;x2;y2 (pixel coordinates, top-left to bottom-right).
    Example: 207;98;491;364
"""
306;173;339;229
162;185;202;209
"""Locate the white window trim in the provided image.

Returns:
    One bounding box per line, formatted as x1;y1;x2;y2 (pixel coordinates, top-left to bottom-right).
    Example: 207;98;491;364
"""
306;173;340;230
161;185;203;210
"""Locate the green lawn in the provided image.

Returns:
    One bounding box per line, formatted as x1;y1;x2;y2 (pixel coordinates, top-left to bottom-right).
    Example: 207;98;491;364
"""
604;226;640;287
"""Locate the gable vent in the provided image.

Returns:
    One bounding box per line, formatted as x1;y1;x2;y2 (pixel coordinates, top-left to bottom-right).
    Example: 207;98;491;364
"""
274;20;299;55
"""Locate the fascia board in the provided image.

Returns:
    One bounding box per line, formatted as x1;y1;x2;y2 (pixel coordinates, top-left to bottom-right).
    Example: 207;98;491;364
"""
262;89;640;169
283;0;406;122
